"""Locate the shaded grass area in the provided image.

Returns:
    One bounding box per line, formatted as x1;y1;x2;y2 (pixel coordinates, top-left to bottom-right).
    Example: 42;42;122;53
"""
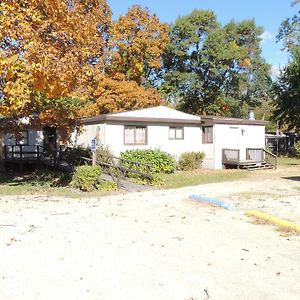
277;157;300;166
0;170;115;198
158;169;251;189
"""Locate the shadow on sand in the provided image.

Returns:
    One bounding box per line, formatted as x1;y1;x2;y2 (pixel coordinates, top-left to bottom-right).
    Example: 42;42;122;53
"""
282;176;300;182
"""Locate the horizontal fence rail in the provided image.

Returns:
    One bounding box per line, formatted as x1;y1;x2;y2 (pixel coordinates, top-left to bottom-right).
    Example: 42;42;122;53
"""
4;145;44;160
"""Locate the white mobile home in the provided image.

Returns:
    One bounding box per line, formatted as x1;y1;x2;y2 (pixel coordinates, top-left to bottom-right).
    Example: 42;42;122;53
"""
200;115;267;169
1;106;271;170
74;106;268;169
74;106;203;160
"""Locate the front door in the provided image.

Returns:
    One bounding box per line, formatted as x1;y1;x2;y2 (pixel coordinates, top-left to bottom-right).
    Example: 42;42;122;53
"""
229;126;240;148
43;127;57;154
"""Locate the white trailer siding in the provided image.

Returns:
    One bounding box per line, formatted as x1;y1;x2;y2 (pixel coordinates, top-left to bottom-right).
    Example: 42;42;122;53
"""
213;124;266;169
103;122;203;159
72;124;106;148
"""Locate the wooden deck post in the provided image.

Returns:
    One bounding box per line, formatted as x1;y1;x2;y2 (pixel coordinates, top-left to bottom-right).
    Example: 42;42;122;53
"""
92;152;96;166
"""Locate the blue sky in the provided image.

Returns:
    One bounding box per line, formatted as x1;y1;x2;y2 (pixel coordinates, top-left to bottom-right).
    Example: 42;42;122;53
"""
107;0;299;76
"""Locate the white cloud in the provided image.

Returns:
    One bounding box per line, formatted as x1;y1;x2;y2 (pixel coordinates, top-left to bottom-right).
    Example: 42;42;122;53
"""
260;31;274;44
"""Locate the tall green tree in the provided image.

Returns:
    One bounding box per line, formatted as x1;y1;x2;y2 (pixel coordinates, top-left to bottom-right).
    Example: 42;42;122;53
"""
273;4;300;130
273;48;300;131
158;10;272;117
277;12;300;50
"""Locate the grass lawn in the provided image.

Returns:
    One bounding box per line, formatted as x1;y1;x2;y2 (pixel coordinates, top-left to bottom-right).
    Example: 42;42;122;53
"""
0;184;81;198
0;183;118;198
277;156;300;166
158;169;251;189
0;156;299;195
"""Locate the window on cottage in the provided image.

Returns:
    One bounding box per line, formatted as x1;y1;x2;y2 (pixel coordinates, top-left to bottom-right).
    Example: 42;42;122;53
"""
124;126;147;145
169;127;184;140
7;131;29;145
202;126;213;144
16;131;29;145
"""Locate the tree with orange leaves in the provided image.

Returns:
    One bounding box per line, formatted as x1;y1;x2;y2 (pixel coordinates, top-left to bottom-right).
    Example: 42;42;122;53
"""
80;73;162;117
108;5;169;84
0;0;112;139
0;1;167;139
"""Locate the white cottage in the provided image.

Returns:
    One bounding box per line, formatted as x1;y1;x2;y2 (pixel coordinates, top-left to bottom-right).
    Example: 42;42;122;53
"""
200;115;268;169
73;106;269;169
74;106;202;159
1;106;272;170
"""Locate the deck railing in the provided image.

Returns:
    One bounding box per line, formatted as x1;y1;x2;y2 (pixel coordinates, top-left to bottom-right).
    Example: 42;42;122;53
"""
246;148;264;161
222;149;240;164
263;148;277;169
4;145;44;160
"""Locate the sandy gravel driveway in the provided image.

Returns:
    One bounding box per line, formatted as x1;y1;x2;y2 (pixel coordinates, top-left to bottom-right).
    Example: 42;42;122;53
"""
0;167;299;299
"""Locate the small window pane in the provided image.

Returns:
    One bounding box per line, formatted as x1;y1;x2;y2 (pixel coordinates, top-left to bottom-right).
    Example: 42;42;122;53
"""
19;131;29;145
202;127;213;144
124;126;147;145
169;128;176;139
176;128;183;139
125;127;135;144
169;127;183;140
135;127;146;144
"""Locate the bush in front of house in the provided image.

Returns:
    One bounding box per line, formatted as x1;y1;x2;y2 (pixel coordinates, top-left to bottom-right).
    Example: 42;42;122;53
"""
71;165;102;192
178;151;205;171
120;149;176;175
96;180;117;192
62;146;91;168
96;145;114;163
295;141;300;158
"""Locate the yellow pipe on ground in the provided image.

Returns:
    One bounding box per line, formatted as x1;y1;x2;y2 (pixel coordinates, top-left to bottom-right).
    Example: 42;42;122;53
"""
246;210;300;233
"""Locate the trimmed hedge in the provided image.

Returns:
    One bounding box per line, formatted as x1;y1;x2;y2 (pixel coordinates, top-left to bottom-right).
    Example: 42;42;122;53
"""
120;149;176;174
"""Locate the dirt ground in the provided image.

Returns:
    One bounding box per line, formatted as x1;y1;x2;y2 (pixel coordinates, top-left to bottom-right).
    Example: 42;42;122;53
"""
0;166;299;299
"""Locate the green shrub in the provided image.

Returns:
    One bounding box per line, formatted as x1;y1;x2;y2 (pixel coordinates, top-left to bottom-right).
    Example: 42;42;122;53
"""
120;149;176;175
96;180;117;192
96;145;114;163
61;146;91;168
71;165;102;192
178;151;205;171
295;141;300;158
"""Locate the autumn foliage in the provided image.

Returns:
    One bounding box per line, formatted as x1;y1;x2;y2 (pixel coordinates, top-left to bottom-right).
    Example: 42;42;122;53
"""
108;5;169;83
0;1;168;138
81;73;162;116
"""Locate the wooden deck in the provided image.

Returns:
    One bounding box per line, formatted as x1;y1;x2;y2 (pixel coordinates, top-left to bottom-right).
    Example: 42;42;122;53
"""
222;148;277;170
2;145;73;171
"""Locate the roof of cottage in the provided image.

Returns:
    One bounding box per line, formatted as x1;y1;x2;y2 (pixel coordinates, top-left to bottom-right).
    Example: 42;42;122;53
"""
80;106;202;125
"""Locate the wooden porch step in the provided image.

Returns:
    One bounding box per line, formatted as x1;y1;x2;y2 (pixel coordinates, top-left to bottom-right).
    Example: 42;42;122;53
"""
240;161;275;170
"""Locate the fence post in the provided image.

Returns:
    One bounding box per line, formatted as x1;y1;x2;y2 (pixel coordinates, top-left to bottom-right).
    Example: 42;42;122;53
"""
92;152;96;166
116;160;121;190
20;145;23;160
